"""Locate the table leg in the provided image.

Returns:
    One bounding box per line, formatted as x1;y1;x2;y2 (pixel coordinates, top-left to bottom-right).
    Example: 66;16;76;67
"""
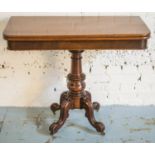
49;50;105;135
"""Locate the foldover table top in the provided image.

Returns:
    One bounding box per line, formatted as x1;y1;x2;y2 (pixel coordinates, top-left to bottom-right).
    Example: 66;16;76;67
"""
3;16;150;50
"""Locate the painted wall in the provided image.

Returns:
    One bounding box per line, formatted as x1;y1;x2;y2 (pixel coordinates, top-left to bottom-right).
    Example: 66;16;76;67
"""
0;12;155;107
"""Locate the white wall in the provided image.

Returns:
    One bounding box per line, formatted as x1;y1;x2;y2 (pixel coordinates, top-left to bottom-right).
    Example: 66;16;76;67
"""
0;12;155;107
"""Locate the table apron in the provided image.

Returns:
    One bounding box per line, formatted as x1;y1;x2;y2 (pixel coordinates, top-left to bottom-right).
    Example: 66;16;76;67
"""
7;39;147;50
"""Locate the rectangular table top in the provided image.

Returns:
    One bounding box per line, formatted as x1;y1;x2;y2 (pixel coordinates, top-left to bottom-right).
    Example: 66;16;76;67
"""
3;16;150;50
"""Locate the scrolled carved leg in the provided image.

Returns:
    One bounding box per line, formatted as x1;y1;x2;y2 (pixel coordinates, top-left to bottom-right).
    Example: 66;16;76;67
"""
50;91;70;115
49;92;71;135
81;91;105;134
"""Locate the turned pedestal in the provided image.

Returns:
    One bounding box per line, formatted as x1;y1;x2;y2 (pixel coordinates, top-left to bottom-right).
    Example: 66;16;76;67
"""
49;50;105;135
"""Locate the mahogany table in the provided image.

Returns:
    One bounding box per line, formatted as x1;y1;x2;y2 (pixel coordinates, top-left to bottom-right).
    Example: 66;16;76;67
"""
3;16;150;135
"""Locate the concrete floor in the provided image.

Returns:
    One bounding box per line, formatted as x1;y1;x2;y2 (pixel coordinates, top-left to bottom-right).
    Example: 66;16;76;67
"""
0;106;155;143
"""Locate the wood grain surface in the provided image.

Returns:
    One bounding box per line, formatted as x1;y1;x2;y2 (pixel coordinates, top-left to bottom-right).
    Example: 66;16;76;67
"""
3;16;150;50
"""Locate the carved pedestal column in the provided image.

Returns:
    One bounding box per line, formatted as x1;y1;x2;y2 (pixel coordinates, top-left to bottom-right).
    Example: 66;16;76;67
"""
49;50;105;135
